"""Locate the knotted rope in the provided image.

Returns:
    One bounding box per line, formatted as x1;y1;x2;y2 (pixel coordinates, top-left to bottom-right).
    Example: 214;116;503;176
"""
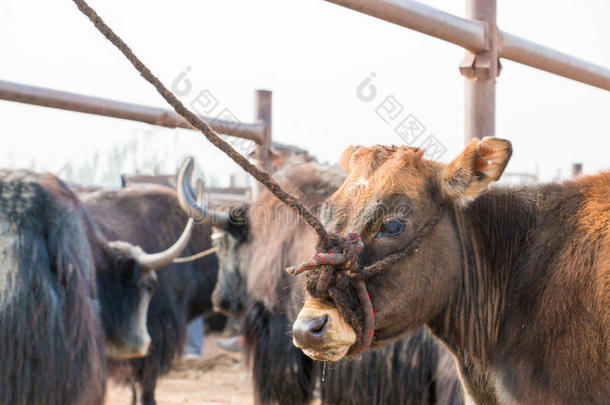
70;0;445;354
172;246;217;263
286;209;446;353
286;232;373;352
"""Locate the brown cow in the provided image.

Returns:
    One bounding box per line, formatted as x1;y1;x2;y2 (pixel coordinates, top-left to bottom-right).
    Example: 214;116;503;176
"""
291;138;609;404
185;160;465;405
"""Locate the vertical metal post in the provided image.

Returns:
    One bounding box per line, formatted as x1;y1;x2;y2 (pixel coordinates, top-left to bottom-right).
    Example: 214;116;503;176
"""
460;0;498;143
252;89;272;200
572;163;583;178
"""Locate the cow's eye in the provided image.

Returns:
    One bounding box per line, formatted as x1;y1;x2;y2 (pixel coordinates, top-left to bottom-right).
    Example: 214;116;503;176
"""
376;219;405;238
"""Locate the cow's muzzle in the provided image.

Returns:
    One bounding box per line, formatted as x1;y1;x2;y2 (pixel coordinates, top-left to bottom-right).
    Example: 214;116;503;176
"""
292;298;356;361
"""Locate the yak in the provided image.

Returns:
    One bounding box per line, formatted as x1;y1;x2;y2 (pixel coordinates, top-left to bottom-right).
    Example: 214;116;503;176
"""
185;160;464;405
291;139;610;404
81;160;220;405
0;163;195;405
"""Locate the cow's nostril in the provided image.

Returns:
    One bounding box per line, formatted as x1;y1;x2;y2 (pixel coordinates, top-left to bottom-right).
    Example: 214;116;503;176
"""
293;315;329;347
309;314;328;335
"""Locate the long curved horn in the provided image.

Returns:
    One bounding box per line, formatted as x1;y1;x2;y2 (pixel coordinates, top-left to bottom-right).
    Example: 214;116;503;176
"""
133;159;204;272
135;217;195;272
177;156;230;228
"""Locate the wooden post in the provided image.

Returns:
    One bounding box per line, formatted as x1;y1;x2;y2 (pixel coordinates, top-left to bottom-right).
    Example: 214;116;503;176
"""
460;0;498;143
251;89;272;200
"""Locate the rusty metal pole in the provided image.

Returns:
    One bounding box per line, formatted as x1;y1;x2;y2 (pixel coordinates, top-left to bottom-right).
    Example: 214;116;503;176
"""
251;89;272;200
572;163;583;178
460;0;498;143
0;80;267;143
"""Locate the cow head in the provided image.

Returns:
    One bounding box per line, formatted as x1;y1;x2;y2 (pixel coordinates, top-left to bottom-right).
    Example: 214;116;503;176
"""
292;138;512;361
97;158;202;358
175;164;249;317
96;243;158;358
209;206;249;317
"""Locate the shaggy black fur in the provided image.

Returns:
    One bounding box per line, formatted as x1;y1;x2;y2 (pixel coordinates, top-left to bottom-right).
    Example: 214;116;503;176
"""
321;328;464;405
82;185;221;405
0;170;106;405
245;302;316;405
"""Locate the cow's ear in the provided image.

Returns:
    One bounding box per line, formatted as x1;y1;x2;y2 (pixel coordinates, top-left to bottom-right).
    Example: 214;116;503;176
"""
338;145;362;173
441;137;512;201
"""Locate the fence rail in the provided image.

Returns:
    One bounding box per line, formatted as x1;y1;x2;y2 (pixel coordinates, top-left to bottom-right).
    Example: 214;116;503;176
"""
498;32;610;91
325;0;610;92
1;1;607;159
0;80;273;199
324;0;609;143
325;0;489;52
0;80;267;144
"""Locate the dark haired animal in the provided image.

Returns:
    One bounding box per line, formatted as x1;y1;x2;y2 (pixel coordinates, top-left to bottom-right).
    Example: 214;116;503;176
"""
292;139;610;404
187;160;464;405
81;180;220;405
0;165;194;405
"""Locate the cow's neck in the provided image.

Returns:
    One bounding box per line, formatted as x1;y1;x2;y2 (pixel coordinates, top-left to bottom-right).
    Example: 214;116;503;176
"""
429;187;545;403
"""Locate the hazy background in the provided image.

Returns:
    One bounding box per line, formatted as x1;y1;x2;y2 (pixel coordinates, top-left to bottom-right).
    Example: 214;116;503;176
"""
1;0;608;187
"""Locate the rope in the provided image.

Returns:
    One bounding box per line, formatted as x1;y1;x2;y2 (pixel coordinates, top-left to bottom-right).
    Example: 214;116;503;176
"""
70;0;445;354
172;246;217;263
71;0;330;248
285;210;446;353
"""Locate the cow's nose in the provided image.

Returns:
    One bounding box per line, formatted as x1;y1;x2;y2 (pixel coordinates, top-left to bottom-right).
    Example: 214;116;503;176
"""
293;314;329;346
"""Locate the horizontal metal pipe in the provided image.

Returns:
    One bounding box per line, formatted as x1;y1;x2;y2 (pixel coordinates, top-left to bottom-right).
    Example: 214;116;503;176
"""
0;80;266;143
499;32;610;91
324;0;610;92
324;0;489;52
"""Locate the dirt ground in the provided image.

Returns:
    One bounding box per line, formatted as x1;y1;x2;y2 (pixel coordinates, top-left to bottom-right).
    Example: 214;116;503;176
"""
106;335;255;405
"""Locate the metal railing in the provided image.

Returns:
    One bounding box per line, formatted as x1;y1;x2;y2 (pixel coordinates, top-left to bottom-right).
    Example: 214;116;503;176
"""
1;1;607;151
324;0;610;142
0;80;268;144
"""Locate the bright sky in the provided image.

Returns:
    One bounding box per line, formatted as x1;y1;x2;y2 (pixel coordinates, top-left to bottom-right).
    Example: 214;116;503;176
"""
1;0;608;186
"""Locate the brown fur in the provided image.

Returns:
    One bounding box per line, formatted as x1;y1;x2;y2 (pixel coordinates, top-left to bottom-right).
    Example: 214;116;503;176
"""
245;162;346;307
215;161;465;405
295;140;609;404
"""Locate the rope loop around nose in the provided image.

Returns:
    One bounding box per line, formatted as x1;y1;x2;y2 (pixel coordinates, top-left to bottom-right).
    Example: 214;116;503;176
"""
285;232;363;277
284;207;447;353
285;231;375;353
